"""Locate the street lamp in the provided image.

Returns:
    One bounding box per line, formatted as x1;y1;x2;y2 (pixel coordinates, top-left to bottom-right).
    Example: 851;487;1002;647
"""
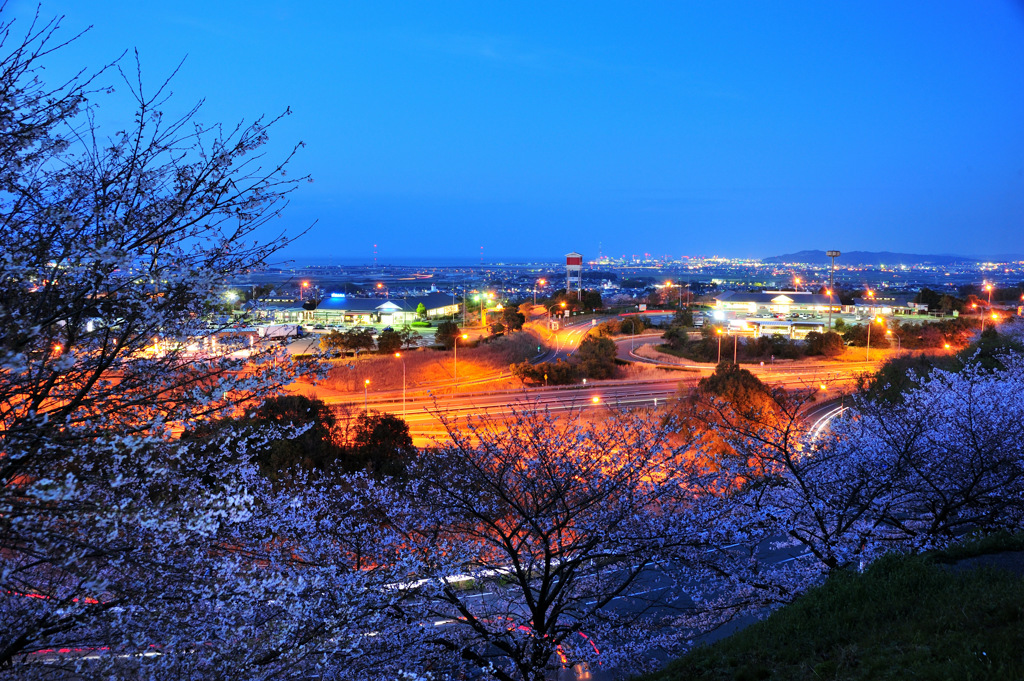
716;328;723;364
548;301;566;326
395;352;406;417
794;276;801;292
866;316;883;361
886;329;901;352
826;250;841;329
363;378;370;411
985;283;993;306
863;289;875;319
665;280;682;308
534;279;546;305
453;332;468;390
479;292;493;325
983;310;1000;332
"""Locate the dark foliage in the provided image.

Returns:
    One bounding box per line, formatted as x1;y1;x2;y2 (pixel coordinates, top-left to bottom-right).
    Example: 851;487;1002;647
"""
500;306;526;331
511;359;581;385
435;320;461;349
375;327;402;354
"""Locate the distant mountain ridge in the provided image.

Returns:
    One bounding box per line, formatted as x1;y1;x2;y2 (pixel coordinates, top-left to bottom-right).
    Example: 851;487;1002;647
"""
763;250;980;266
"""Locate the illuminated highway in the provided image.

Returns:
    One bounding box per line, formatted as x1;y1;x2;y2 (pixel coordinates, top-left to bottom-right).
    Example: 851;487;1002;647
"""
322;317;881;442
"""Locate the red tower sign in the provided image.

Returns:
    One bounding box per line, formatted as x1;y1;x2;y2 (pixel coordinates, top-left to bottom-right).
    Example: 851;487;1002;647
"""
565;252;583;300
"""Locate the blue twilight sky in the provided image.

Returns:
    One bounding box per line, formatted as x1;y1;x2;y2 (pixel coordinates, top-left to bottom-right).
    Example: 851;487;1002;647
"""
7;1;1024;263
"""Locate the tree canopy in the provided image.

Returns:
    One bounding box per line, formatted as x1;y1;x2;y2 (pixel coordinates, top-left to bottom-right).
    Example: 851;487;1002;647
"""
575;335;617;379
435;320;461;349
501;305;526;331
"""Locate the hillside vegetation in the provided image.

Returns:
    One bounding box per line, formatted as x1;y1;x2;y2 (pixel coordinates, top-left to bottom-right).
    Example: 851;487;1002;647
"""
642;540;1024;681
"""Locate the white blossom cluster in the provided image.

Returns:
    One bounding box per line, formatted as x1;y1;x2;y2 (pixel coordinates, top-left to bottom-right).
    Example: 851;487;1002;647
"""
673;351;1024;632
0;13;412;681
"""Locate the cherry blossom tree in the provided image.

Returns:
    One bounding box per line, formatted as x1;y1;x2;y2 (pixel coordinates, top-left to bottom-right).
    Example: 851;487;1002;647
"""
0;11;423;679
375;407;715;681
679;350;1024;630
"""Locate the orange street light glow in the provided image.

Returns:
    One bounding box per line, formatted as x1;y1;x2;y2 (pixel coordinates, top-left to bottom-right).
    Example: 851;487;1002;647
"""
591;396;600;404
944;343;951;349
364;379;370;385
394;352;401;358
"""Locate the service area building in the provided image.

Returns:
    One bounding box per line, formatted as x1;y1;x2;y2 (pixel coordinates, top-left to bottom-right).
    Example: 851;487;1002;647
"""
271;292;459;326
714;290;838;316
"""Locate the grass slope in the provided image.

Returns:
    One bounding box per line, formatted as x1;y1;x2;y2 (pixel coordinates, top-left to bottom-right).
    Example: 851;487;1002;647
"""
643;549;1024;681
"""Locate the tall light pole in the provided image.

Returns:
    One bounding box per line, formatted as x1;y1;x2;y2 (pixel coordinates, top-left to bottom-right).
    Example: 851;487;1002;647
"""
453;333;468;390
886;330;901;353
665;280;681;308
548;301;566;328
395;352;406;417
863;289;875;320
480;292;492;326
985;283;993;306
983;311;999;333
826;250;840;329
534;279;546;305
866;316;882;361
716;328;723;364
363;378;370;411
